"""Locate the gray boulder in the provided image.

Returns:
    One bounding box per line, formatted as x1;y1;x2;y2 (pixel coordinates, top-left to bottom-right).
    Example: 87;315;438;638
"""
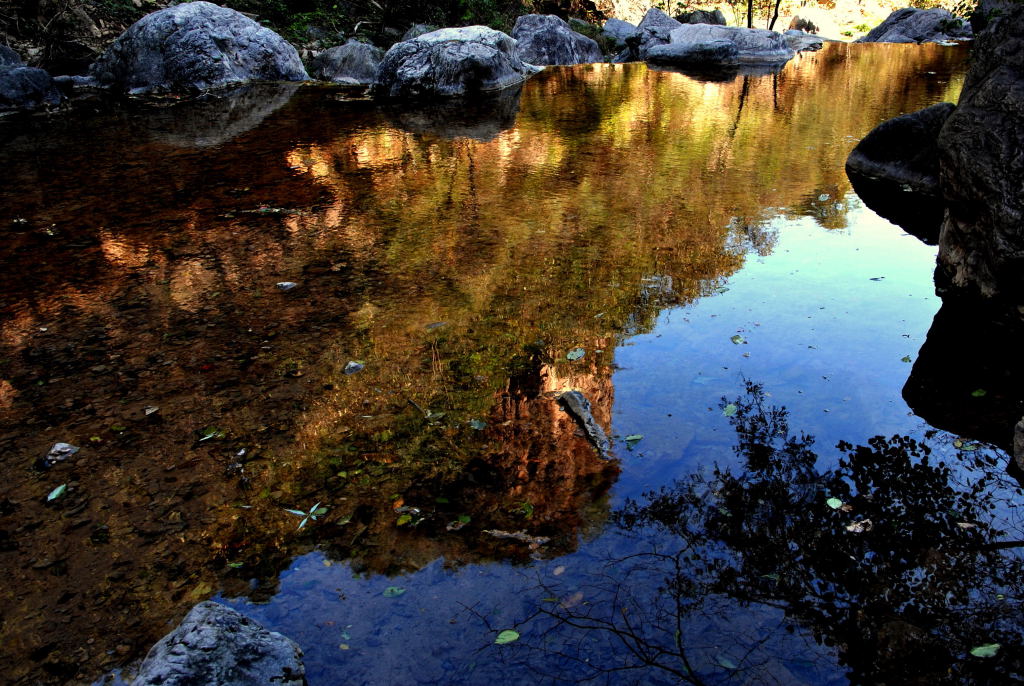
512;14;602;65
613;8;682;61
131;601;304;686
89;2;308;94
646;39;738;67
665;24;794;64
0;65;63;111
310;39;383;84
784;29;824;52
937;0;1024;298
856;8;971;44
603;17;638;48
372;26;542;100
676;9;727;25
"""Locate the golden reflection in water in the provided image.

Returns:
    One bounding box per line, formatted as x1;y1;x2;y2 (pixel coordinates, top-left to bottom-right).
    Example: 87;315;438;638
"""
0;43;969;684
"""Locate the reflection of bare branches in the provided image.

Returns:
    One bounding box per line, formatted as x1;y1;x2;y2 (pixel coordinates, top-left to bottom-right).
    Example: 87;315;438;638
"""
508;381;1024;684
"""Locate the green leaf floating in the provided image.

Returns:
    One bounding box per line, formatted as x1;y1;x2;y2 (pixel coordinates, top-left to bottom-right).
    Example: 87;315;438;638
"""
47;484;67;502
495;630;520;645
566;348;585;361
969;643;1000;658
826;497;844;510
723;403;738;417
971;389;987;397
382;586;406;598
730;334;745;345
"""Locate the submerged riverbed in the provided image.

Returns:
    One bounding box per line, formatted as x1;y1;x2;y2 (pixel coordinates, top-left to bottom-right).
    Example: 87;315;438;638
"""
2;42;1022;684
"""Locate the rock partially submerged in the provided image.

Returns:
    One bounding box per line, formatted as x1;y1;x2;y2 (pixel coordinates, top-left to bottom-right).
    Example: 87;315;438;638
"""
373;26;541;100
309;39;384;84
512;14;602;65
0;64;63;112
846;102;954;243
132;601;304;686
89;2;308;94
784;29;825;53
557;390;612;460
856;8;971;44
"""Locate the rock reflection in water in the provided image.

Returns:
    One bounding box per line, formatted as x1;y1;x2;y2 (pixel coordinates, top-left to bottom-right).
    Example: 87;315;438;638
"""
382;85;523;141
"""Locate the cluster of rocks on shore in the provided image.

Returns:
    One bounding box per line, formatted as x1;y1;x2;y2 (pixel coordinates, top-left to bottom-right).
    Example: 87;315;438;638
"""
1;3;971;113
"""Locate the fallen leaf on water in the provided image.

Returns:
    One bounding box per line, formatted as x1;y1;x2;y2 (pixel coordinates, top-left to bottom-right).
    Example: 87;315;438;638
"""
624;434;643;449
826;497;844;510
723;404;738;417
47;484;67;502
969;643;1000;658
730;334;745;345
495;630;520;645
971;389;987;397
383;586;406;598
566;348;585;361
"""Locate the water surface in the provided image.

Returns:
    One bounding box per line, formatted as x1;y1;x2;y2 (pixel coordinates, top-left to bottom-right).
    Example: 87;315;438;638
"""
3;43;1020;685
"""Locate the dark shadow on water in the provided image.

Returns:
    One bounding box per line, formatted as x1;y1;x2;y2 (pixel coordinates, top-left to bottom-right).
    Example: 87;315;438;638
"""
846;168;943;244
904;296;1024;462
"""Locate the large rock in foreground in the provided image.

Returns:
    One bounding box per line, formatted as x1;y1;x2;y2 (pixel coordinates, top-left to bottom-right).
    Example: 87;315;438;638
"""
89;2;308;94
512;14;602;65
373;26;541;100
845;102;954;243
310;39;383;84
937;0;1024;299
856;8;971;44
647;24;794;67
132;601;304;686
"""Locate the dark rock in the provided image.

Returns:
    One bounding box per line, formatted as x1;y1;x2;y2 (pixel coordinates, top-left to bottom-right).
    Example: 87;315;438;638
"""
1;45;24;68
512;14;602;66
402;24;438;41
131;601;304;686
856;8;971;44
936;0;1024;299
372;26;542;100
384;84;523;141
89;2;308;94
310;39;383;84
675;9;727;25
0;66;63;111
845;102;954;243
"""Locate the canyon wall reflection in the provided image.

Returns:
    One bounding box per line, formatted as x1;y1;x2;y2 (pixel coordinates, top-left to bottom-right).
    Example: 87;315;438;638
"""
0;43;967;683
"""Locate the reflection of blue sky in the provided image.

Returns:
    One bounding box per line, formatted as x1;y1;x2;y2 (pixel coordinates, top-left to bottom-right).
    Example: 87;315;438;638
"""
612;195;942;502
226;195;950;685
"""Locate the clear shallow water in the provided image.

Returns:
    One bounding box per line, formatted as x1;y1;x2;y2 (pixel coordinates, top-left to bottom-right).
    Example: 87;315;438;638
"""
3;42;1021;684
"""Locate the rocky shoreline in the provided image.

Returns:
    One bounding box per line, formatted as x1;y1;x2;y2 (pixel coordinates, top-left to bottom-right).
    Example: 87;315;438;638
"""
4;3;971;115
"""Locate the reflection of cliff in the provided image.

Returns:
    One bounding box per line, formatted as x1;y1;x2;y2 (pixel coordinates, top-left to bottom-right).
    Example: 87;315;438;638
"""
904;298;1024;464
0;44;970;684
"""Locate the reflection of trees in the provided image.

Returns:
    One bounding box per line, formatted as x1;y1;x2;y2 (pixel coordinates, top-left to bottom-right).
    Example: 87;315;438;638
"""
535;382;1024;684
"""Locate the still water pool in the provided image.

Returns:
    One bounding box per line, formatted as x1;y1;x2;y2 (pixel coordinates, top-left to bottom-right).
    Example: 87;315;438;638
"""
2;42;1022;684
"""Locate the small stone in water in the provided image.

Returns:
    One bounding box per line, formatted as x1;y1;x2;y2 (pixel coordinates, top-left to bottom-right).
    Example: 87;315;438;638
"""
276;282;298;292
41;443;79;468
